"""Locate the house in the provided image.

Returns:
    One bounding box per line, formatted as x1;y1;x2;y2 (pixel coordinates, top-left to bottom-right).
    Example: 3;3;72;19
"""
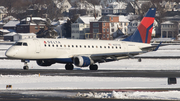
0;6;7;21
161;21;177;38
51;19;68;38
130;0;151;15
69;0;102;18
1;16;17;23
160;15;180;39
3;32;16;41
3;32;36;41
53;0;72;16
87;15;129;40
3;20;20;31
16;16;48;34
128;20;140;35
161;1;177;11
101;1;134;15
26;3;47;17
0;29;13;40
100;0;129;8
71;16;100;39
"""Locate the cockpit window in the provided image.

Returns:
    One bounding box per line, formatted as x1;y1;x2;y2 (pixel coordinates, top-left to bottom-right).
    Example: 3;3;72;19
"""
23;43;28;46
14;42;28;46
14;42;22;46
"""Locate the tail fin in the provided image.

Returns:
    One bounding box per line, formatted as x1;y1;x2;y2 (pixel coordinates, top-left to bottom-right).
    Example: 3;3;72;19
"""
123;8;156;44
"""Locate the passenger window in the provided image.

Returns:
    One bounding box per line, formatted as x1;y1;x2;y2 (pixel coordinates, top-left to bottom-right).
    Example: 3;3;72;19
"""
45;44;46;47
108;46;110;48
88;46;90;48
100;46;102;48
104;46;106;48
60;45;62;47
64;45;66;47
56;45;58;47
76;45;78;48
112;46;114;49
80;45;82;48
92;46;94;48
48;45;50;47
52;45;54;47
23;43;28;46
96;46;98;48
116;47;118;49
72;45;74;47
119;47;121;49
84;45;86;48
68;45;70;47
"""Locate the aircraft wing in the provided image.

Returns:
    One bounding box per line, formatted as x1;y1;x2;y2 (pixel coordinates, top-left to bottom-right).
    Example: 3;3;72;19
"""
89;51;143;63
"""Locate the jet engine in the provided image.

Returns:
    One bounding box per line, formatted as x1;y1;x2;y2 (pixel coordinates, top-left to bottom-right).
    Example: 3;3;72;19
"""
73;56;93;67
36;60;55;66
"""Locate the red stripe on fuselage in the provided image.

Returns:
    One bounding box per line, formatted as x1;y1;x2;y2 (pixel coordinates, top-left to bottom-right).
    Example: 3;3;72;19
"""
138;17;155;43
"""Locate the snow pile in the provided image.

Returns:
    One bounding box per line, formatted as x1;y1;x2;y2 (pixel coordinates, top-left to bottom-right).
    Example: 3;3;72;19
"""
76;90;180;100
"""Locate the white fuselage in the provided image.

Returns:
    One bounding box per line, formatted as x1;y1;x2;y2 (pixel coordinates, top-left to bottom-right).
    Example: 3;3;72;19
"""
6;38;151;60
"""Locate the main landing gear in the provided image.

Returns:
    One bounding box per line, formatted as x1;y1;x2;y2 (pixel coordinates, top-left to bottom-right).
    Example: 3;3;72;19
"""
65;63;74;70
89;64;98;70
65;64;98;70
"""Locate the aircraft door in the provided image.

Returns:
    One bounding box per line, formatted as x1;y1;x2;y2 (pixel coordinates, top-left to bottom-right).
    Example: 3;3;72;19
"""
34;39;41;53
122;42;128;52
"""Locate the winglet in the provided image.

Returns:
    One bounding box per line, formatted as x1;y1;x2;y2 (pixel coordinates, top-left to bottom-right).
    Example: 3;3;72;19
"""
123;8;156;44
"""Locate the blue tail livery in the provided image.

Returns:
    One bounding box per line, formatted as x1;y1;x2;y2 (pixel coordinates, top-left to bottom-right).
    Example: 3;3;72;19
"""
123;8;156;43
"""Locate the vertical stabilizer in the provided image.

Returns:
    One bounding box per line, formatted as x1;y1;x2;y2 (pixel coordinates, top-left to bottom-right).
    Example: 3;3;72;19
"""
123;8;156;43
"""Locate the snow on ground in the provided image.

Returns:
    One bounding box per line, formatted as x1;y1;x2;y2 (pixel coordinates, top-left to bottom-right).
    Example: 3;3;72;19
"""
77;90;180;100
0;75;180;100
0;75;180;90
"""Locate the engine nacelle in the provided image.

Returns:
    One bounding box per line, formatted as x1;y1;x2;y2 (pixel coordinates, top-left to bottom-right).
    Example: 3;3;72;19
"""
73;56;93;67
36;60;55;66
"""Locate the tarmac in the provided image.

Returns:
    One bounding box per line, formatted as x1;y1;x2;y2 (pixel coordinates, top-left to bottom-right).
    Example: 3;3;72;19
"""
0;69;180;77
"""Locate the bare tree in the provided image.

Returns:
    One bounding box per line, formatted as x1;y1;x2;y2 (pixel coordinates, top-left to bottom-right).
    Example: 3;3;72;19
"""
151;0;166;23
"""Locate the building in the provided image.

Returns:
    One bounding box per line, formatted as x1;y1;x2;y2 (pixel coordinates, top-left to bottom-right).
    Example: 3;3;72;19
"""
16;16;48;34
71;16;100;39
3;32;36;41
51;19;68;38
87;15;129;40
101;2;134;15
3;20;20;31
0;6;7;21
0;29;13;40
53;0;72;16
128;20;140;35
161;21;178;38
160;15;180;39
69;1;102;18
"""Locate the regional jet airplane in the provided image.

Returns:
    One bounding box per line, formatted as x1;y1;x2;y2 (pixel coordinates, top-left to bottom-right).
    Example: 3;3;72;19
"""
6;8;158;70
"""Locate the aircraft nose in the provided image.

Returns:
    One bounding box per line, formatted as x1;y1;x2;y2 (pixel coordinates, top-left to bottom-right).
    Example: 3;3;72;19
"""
5;49;17;58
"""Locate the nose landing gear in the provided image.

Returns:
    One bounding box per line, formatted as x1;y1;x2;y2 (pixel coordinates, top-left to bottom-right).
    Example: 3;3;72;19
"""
21;60;29;70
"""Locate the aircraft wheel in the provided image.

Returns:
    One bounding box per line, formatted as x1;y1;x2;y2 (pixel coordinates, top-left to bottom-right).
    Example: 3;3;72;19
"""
89;64;98;70
65;63;74;70
23;66;29;70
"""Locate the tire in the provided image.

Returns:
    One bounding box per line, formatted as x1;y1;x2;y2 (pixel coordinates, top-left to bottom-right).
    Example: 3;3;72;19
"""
89;64;98;70
23;66;29;70
65;64;74;70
